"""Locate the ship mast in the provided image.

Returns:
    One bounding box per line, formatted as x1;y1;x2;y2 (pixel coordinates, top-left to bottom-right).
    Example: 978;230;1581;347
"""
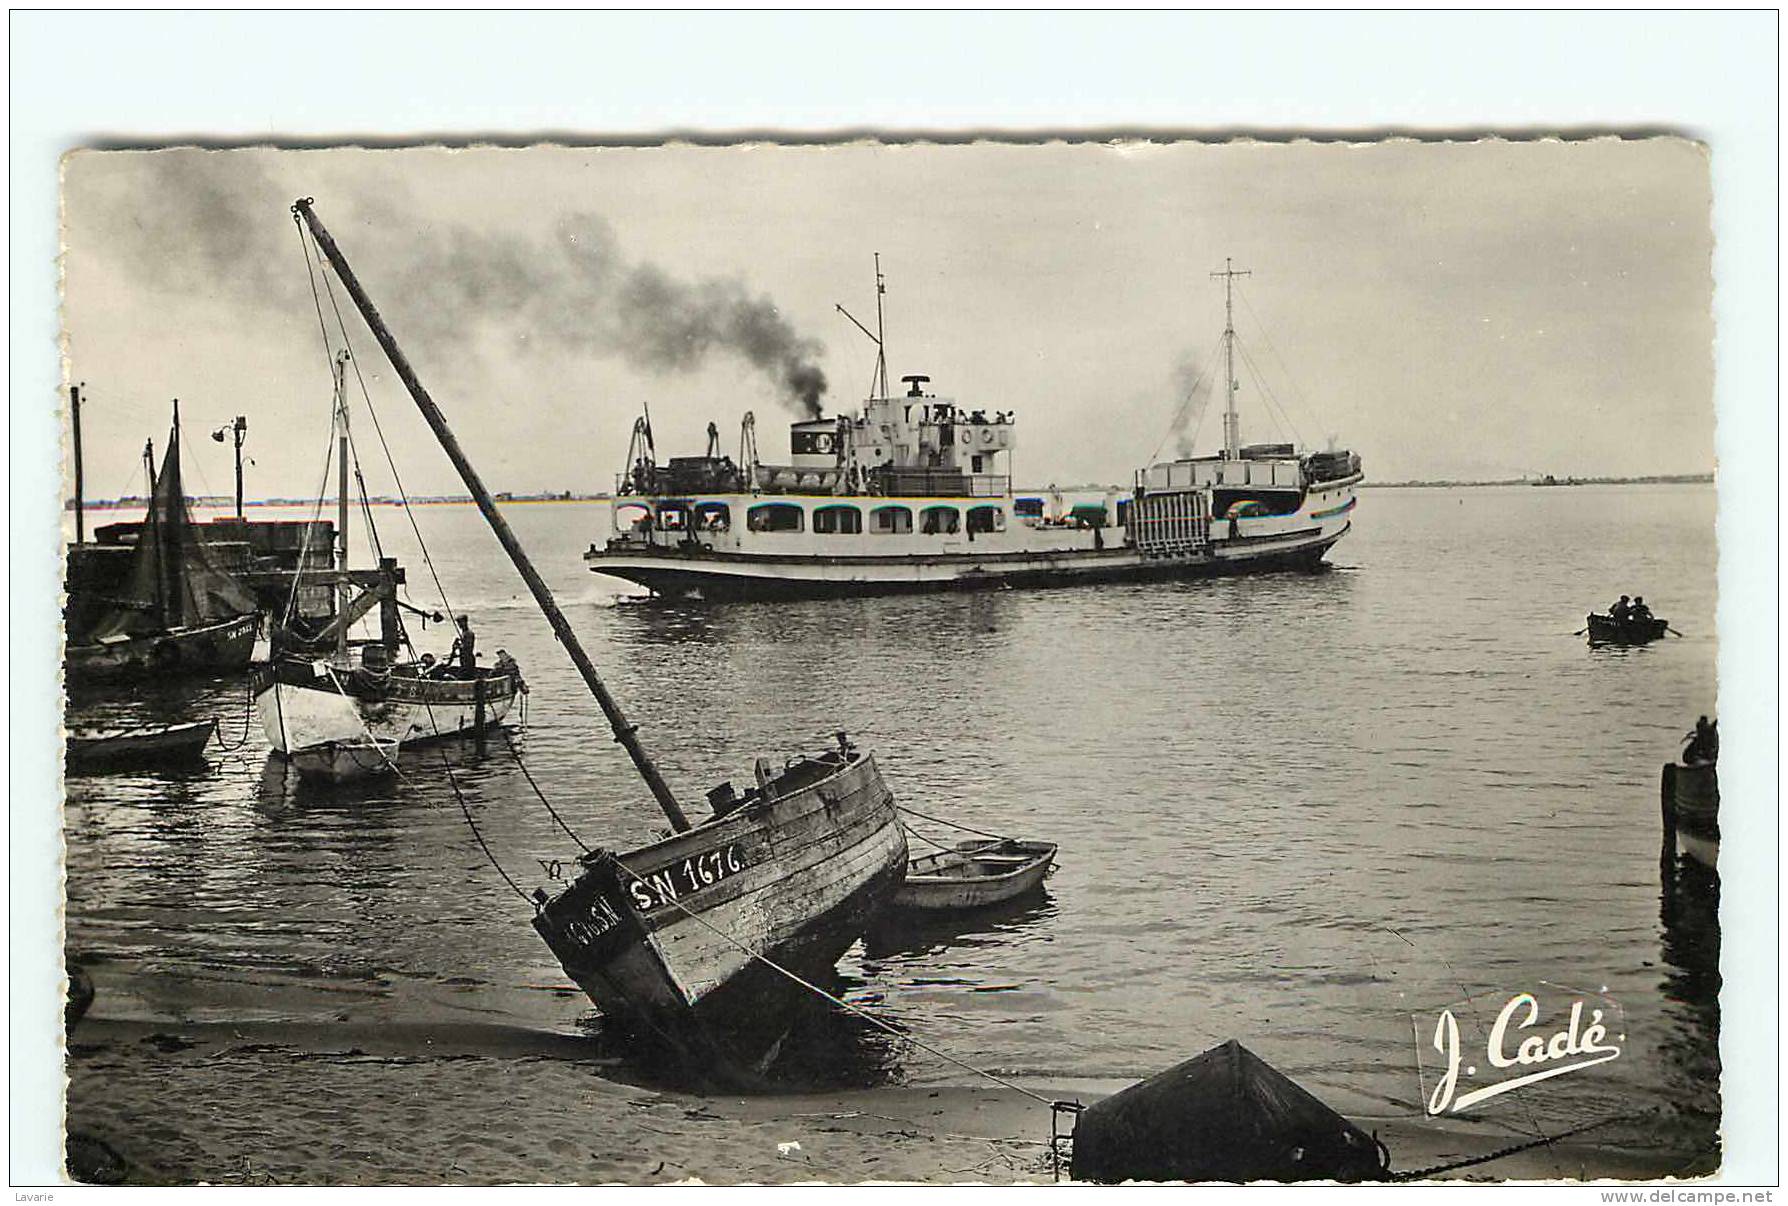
1211;257;1251;460
333;350;351;660
292;199;693;834
873;252;888;399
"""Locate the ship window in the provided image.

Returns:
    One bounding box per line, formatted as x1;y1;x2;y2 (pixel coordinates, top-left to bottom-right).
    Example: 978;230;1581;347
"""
971;455;985;474
920;506;961;535
813;504;863;535
655;502;690;531
615;502;652;533
747;503;805;533
870;505;912;534
694;502;731;531
966;505;1005;534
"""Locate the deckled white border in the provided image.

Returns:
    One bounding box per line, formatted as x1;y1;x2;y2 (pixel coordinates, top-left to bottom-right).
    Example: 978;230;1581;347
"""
10;10;1777;1195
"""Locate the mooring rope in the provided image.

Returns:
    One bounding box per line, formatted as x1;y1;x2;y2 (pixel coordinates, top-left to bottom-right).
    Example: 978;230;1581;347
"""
894;802;1012;843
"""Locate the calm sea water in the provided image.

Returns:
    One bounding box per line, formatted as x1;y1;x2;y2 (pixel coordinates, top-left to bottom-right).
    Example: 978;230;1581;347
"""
64;484;1720;1163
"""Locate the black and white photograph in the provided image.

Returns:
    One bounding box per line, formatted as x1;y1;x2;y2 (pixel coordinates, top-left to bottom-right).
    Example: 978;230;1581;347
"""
13;11;1776;1193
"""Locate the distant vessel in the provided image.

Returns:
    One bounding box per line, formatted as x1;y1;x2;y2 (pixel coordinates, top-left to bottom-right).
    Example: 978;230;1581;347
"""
586;260;1361;601
64;402;260;682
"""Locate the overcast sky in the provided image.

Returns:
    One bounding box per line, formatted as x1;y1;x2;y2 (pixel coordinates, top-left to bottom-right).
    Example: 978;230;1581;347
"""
61;140;1713;500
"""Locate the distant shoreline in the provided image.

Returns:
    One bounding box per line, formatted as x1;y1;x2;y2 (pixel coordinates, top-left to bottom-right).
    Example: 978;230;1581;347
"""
63;473;1716;511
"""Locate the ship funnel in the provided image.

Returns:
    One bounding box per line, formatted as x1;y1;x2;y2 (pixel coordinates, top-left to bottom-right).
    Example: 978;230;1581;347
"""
902;374;931;398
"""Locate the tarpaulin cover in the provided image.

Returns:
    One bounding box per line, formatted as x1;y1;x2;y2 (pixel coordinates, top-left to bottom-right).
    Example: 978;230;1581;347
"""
1070;1039;1390;1184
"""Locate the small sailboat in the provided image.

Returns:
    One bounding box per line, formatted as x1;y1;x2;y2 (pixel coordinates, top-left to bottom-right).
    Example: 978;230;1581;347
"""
65;719;215;772
293;198;907;1078
893;839;1056;912
64;404;259;683
253;352;524;783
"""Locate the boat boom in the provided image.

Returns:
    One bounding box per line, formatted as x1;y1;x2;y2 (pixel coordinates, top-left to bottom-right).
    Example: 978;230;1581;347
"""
291;197;692;833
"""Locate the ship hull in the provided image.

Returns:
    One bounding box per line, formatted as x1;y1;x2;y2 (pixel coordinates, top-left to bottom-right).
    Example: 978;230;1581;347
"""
595;524;1345;601
65;613;258;683
533;749;907;1081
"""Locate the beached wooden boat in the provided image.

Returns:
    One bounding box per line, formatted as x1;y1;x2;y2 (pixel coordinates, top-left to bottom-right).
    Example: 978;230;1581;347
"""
293;198;907;1075
65;720;214;771
65;405;259;684
1586;612;1669;645
893;839;1056;911
1662;760;1719;871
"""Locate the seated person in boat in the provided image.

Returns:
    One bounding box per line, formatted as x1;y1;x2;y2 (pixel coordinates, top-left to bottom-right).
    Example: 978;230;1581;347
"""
1609;595;1632;621
1683;715;1719;765
1630;596;1653;622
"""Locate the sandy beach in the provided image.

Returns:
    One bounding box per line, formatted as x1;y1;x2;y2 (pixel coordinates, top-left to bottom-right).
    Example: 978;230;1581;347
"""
63;1008;1700;1186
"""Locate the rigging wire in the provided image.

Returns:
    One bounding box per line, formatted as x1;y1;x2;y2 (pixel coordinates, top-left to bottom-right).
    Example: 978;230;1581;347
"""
1234;338;1304;447
303;221;459;625
287;214;540;902
497;725;591;852
1235;283;1317;440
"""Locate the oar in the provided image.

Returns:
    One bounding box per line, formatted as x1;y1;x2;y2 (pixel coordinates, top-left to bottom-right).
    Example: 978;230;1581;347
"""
1572;626;1590;636
1667;626;1685;637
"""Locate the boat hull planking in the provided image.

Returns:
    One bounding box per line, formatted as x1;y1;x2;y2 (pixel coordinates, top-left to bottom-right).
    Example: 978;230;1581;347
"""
533;750;907;1076
65;614;258;683
66;720;216;772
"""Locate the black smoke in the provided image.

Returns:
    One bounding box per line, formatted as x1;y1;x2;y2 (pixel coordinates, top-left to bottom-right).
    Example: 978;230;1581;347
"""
82;152;829;416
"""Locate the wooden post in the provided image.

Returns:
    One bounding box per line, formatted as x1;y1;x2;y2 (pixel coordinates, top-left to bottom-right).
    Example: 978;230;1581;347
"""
70;384;86;544
473;673;487;754
1660;763;1679;882
294;198;691;832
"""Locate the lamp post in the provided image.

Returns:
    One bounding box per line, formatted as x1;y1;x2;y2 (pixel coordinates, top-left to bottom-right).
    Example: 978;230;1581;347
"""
211;415;248;519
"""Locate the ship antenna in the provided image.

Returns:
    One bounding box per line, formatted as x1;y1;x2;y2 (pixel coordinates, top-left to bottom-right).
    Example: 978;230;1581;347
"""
834;253;891;399
1211;257;1251;460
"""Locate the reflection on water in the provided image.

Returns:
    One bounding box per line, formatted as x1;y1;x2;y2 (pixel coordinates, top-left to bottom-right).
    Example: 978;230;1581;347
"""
862;892;1058;962
65;487;1722;1164
1656;859;1721;1174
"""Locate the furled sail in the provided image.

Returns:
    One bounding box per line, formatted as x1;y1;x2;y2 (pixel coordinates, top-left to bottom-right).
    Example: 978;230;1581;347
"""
89;424;255;639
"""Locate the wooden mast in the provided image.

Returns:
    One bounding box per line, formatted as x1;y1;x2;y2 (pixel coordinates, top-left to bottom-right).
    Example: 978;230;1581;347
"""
334;351;351;661
292;198;692;833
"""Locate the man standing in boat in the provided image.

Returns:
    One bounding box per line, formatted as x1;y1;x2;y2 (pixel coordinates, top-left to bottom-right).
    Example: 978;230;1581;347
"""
449;614;477;675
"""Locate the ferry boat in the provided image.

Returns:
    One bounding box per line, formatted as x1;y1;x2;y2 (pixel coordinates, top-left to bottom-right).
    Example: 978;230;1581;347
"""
585;261;1362;600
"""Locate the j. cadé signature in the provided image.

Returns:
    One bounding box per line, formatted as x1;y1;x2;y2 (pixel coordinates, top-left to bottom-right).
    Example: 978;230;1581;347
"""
1426;991;1623;1114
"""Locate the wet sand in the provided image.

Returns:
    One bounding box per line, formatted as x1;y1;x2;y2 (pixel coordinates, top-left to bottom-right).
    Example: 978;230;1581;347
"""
63;1013;1692;1185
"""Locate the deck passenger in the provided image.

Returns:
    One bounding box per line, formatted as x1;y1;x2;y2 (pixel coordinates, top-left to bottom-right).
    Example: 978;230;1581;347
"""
1630;596;1653;622
1610;595;1632;621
